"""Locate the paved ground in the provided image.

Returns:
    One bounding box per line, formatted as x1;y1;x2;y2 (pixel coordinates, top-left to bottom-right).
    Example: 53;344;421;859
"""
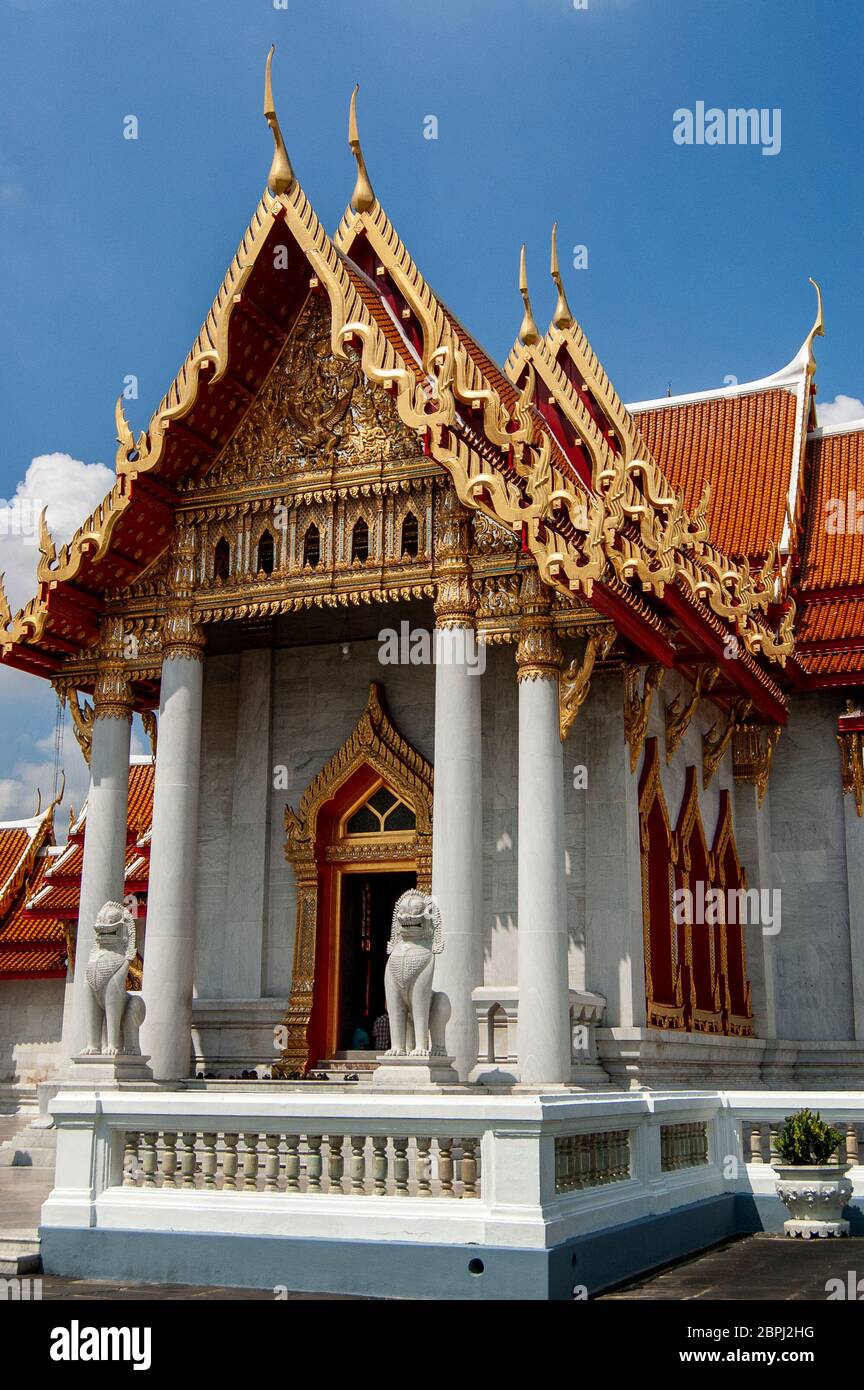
0;1167;52;1235
30;1277;368;1300
600;1234;864;1300
0;1116;25;1145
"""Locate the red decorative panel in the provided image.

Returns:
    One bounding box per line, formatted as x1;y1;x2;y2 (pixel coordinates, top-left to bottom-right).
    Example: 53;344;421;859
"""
639;740;754;1037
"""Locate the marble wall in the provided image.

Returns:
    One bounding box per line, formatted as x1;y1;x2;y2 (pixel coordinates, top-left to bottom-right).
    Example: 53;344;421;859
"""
0;977;64;1081
769;691;856;1041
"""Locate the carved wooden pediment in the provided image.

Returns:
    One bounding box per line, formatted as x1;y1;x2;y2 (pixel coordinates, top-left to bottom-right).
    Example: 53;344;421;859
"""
204;295;421;490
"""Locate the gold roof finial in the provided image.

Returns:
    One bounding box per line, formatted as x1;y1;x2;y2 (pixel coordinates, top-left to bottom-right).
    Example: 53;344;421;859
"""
0;573;10;630
48;769;65;817
519;245;540;347
804;276;825;370
38;507;57;570
348;85;376;214
263;45;295;196
550;222;574;331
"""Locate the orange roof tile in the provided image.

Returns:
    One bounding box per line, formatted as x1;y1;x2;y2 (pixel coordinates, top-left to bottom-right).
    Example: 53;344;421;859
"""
797;595;864;646
633;388;799;559
795;425;864;679
800;426;864;592
0;854;67;978
0;760;154;979
127;760;155;837
0;828;32;899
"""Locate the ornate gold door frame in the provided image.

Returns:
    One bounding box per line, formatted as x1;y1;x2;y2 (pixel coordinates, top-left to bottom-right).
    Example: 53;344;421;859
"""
274;683;433;1075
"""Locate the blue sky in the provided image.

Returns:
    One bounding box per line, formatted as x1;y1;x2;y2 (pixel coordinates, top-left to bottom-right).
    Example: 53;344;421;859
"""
0;0;862;822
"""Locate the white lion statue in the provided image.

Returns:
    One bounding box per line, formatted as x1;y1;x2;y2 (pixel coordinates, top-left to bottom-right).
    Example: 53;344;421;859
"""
82;901;146;1057
383;889;450;1058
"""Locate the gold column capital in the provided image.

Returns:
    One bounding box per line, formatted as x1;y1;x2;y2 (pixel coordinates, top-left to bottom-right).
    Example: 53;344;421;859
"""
93;614;133;722
516;567;561;682
434;487;476;630
162;525;205;662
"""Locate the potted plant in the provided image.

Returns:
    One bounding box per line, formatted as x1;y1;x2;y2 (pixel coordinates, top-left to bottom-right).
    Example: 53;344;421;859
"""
773;1109;853;1238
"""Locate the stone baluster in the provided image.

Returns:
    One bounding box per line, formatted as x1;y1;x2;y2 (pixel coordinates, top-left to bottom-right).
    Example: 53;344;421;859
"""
179;1132;197;1188
416;1137;432;1197
847;1125;860;1165
393;1137;409;1196
327;1136;345;1194
264;1135;281;1192
749;1125;763;1162
438;1138;454;1197
141;1133;158;1188
768;1126;780;1164
161;1131;178;1188
307;1136;323;1192
350;1136;367;1194
201;1133;218;1190
372;1136;388;1196
461;1138;478;1197
242;1133;260;1191
222;1133;239;1191
285;1135;301;1192
122;1133;140;1187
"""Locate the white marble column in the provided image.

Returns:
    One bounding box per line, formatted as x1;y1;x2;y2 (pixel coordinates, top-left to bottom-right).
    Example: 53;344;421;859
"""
516;574;571;1085
62;672;132;1060
430;491;483;1080
431;626;483;1078
140;530;205;1081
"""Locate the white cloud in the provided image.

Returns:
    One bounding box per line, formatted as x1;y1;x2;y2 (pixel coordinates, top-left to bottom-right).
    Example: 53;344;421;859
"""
816;395;864;430
0;745;90;836
0;452;114;612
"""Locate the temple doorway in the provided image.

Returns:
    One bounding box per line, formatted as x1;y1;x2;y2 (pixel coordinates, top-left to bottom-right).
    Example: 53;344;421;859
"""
337;869;416;1051
277;684;434;1076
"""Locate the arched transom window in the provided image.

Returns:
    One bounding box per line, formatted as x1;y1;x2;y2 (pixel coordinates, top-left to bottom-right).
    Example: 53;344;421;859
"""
342;784;416;837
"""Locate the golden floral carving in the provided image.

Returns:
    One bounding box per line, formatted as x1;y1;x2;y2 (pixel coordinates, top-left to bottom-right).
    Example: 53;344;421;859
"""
624;663;666;773
702;698;752;789
664;666;718;763
558;623;617;740
837;704;864;818
733;722;781;806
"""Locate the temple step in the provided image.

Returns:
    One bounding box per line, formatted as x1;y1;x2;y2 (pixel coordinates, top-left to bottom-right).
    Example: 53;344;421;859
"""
0;1232;41;1276
0;1117;56;1169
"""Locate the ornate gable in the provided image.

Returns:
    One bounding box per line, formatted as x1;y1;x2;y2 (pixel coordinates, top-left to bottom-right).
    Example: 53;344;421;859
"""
198;295;420;492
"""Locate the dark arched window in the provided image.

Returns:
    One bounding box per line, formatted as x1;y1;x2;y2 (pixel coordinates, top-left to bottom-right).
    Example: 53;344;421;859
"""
400;512;419;557
257;529;275;575
302;523;320;568
351;518;370;563
214;537;230;581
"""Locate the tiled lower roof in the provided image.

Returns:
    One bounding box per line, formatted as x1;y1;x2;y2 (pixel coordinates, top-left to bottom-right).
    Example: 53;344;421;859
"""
633;388;799;559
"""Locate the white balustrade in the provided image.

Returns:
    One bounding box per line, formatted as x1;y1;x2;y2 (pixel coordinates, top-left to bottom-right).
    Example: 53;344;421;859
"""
119;1130;481;1198
44;1089;864;1257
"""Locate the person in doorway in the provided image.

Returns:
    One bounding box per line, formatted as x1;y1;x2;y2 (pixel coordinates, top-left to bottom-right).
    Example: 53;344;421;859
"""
350;1018;371;1050
372;1008;391;1052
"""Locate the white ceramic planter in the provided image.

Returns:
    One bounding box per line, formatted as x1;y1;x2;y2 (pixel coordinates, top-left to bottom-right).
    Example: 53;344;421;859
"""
774;1163;853;1237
